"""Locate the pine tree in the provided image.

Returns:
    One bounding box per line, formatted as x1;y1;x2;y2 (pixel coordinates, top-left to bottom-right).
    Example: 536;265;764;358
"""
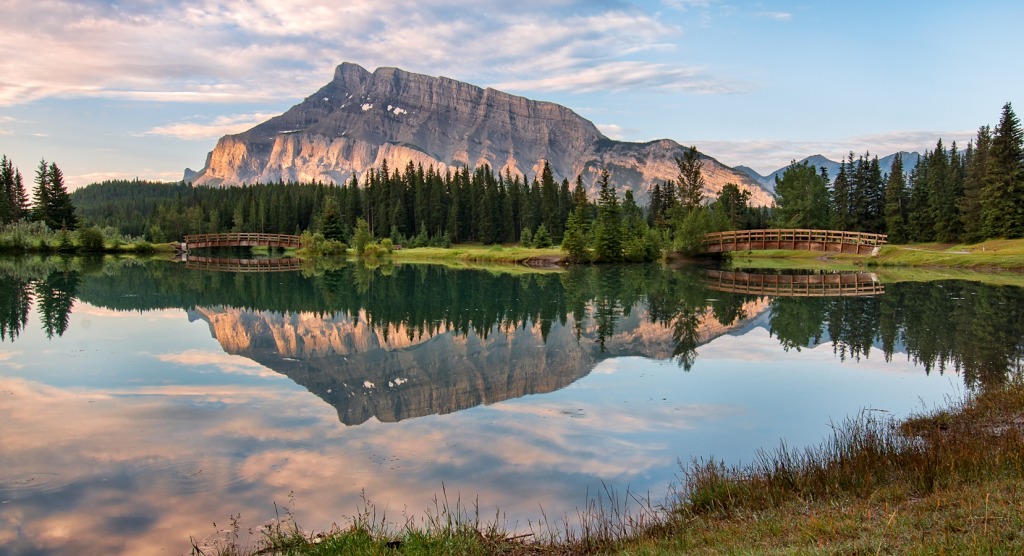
0;155;13;224
46;162;77;230
560;204;590;263
772;160;830;229
592;170;622;262
32;158;51;225
320;196;346;241
907;154;934;242
960;127;990;243
981;102;1024;238
831;155;852;230
675;146;705;212
883;152;909;243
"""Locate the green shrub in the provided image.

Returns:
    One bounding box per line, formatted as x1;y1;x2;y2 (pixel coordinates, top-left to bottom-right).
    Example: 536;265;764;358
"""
78;227;106;252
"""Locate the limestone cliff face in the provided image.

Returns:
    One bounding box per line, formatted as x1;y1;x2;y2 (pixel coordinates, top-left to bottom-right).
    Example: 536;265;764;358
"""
190;62;772;206
188;298;769;425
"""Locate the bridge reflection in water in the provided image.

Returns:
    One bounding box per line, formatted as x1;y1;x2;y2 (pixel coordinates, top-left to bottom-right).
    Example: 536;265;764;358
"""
183;255;305;273
705;270;884;297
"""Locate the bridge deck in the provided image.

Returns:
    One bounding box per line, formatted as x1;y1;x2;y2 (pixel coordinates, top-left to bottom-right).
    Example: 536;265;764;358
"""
704;229;887;255
182;233;303;250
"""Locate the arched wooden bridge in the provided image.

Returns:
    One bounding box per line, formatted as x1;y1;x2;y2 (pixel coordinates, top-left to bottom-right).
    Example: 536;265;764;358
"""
705;270;884;297
181;233;303;251
704;229;887;255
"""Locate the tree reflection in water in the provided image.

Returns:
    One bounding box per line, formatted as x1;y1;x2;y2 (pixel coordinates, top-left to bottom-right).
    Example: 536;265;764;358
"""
1;257;1021;389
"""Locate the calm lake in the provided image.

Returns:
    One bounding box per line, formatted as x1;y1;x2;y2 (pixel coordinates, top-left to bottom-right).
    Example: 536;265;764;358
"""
1;256;1020;554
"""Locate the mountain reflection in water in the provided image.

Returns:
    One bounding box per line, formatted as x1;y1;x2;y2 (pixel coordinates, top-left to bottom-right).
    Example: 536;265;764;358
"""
2;259;1022;404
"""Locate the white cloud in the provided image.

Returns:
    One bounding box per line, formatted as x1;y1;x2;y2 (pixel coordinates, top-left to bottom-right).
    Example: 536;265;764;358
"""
0;1;742;106
755;11;793;21
596;123;627;140
693;129;978;175
663;0;712;9
496;61;751;94
144;113;278;141
66;171;185;189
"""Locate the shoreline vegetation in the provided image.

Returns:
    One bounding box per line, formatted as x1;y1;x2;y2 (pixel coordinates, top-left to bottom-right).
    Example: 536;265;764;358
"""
6;218;1024;277
194;381;1024;555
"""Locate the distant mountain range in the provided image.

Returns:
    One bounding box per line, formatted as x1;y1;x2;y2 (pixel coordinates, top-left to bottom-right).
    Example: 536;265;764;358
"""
735;152;921;193
187;62;774;206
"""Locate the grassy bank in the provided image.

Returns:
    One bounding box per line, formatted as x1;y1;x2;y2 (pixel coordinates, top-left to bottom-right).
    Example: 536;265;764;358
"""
872;239;1024;270
0;221;173;255
386;245;564;266
728;238;1024;273
196;382;1024;555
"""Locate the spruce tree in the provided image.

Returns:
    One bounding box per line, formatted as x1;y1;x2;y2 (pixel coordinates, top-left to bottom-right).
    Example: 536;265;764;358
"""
981;102;1024;238
831;158;851;230
320;196;346;242
561;203;590;262
0;155;12;224
675;146;705;212
883;152;909;243
592;170;622;262
46;162;77;230
907;154;934;242
772;160;830;229
960;127;990;243
32;158;51;225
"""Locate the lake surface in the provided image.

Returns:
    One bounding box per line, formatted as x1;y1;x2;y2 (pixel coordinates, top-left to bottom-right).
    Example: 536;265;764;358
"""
1;256;1020;554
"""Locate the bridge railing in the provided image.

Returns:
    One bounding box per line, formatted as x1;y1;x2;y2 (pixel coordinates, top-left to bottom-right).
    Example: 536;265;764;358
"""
704;229;887;253
183;232;303;246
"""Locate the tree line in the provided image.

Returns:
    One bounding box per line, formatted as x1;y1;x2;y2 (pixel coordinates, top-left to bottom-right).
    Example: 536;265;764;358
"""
64;101;1024;254
0;156;78;231
772;102;1024;242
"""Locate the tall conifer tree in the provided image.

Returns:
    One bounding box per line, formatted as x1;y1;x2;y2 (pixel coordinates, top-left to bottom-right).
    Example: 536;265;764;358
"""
981;102;1024;238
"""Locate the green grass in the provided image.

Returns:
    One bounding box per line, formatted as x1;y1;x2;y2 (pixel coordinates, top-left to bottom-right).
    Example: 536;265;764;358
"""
388;245;565;266
728;238;1024;277
198;381;1024;555
872;239;1024;270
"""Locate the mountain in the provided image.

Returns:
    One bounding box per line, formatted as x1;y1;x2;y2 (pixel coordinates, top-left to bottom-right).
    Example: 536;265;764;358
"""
188;62;774;207
746;152;921;193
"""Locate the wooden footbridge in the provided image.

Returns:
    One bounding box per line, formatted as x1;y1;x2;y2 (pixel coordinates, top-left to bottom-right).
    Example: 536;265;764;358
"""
705;270;884;297
704;229;887;255
181;233;303;251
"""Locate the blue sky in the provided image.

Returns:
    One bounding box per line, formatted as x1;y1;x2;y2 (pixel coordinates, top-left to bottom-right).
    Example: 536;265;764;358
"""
1;0;1021;189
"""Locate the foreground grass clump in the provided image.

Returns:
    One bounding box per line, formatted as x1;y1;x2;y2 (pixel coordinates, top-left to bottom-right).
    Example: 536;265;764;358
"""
650;382;1024;554
198;383;1024;555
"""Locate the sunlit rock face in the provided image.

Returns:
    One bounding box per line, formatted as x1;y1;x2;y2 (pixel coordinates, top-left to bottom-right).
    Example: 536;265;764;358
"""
190;62;773;206
188;299;770;425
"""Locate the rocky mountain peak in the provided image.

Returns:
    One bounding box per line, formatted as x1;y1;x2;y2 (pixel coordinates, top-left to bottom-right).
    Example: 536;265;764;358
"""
190;62;773;206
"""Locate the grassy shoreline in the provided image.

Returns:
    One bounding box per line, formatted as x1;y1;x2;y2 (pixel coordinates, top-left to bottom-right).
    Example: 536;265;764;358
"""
197;382;1024;555
728;238;1024;273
